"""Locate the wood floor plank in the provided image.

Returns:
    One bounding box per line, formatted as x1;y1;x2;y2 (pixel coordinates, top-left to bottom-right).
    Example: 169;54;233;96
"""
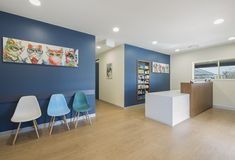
1;100;235;160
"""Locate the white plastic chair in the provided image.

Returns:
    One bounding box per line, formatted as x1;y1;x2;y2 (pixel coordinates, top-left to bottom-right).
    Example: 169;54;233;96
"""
11;96;42;145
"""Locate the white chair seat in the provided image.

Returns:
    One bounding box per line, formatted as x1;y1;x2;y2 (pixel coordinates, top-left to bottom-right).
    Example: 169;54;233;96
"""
11;113;41;123
11;95;42;145
11;96;42;123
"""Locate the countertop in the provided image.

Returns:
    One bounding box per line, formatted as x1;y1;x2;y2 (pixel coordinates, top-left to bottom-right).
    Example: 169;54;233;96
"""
146;90;189;97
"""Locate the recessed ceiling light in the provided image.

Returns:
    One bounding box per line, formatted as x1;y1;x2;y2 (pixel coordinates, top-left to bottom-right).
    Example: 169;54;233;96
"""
96;46;101;49
152;41;158;45
113;27;120;32
29;0;41;6
228;37;235;41
175;49;180;52
214;18;224;25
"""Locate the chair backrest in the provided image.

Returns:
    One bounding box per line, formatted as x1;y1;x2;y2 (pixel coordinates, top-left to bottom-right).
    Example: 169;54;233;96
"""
47;94;70;116
11;96;42;122
73;91;88;110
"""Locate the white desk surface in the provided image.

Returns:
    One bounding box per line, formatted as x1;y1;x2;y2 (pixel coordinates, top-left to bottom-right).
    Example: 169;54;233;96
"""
147;90;189;97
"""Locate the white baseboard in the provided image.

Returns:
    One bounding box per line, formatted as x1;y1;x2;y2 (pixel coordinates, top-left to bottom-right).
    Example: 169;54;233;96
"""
0;113;96;137
98;100;124;108
125;103;145;109
213;105;235;111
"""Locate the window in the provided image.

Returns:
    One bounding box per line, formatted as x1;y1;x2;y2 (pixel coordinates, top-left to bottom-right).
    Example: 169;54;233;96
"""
194;61;218;80
193;58;235;80
220;59;235;79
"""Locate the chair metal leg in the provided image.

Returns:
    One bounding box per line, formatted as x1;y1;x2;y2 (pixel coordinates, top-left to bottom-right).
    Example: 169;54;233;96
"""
86;112;92;125
63;115;70;131
49;116;55;135
48;116;54;129
12;122;21;145
73;112;78;124
85;114;89;124
75;112;80;128
73;112;78;123
76;112;80;123
72;115;76;123
34;119;39;130
83;115;87;121
70;113;73;123
33;120;40;139
85;113;88;122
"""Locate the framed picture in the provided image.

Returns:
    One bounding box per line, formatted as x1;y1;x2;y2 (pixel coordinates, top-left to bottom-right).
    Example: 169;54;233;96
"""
152;62;169;73
106;63;112;79
2;37;79;67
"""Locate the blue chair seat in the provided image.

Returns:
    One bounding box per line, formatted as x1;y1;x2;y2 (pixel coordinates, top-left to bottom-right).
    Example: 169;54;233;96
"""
74;104;91;112
48;106;70;117
47;94;71;134
73;91;92;127
47;94;70;117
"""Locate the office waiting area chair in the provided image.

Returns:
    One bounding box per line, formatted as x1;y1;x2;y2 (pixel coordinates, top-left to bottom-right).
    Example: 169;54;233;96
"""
47;94;70;135
72;91;92;128
11;96;42;145
10;91;93;144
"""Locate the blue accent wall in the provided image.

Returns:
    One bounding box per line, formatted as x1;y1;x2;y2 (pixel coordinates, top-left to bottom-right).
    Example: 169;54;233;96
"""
124;44;170;107
0;12;96;132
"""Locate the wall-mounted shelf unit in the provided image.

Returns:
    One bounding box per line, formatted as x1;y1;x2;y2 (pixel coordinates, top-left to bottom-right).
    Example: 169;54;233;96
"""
137;60;150;100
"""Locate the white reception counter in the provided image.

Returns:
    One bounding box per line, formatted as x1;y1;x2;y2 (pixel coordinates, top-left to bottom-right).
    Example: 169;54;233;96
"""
145;90;190;127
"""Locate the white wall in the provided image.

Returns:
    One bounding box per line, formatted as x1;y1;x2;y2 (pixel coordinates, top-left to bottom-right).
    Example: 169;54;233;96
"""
171;43;235;109
98;45;124;107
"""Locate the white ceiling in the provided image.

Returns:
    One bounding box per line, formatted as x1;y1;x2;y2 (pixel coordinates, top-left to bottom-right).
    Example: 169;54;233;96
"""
1;0;235;54
96;37;122;55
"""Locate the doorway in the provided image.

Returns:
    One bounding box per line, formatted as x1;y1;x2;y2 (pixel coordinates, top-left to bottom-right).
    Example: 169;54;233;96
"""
95;60;99;100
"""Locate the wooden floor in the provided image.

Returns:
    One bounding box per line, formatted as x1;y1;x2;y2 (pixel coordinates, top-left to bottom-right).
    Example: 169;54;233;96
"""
1;101;235;160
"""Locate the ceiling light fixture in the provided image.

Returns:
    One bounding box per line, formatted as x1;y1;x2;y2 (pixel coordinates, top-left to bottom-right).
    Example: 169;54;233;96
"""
152;41;158;45
214;18;224;25
228;37;235;41
112;27;120;32
96;46;101;49
175;49;180;52
29;0;41;6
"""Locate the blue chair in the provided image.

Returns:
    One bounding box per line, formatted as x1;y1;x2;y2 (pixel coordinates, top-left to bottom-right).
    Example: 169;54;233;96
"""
72;91;92;128
47;94;70;135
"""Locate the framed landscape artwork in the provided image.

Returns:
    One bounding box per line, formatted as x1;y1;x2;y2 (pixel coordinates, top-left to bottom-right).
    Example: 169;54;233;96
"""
2;37;79;67
106;63;112;79
152;62;169;73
